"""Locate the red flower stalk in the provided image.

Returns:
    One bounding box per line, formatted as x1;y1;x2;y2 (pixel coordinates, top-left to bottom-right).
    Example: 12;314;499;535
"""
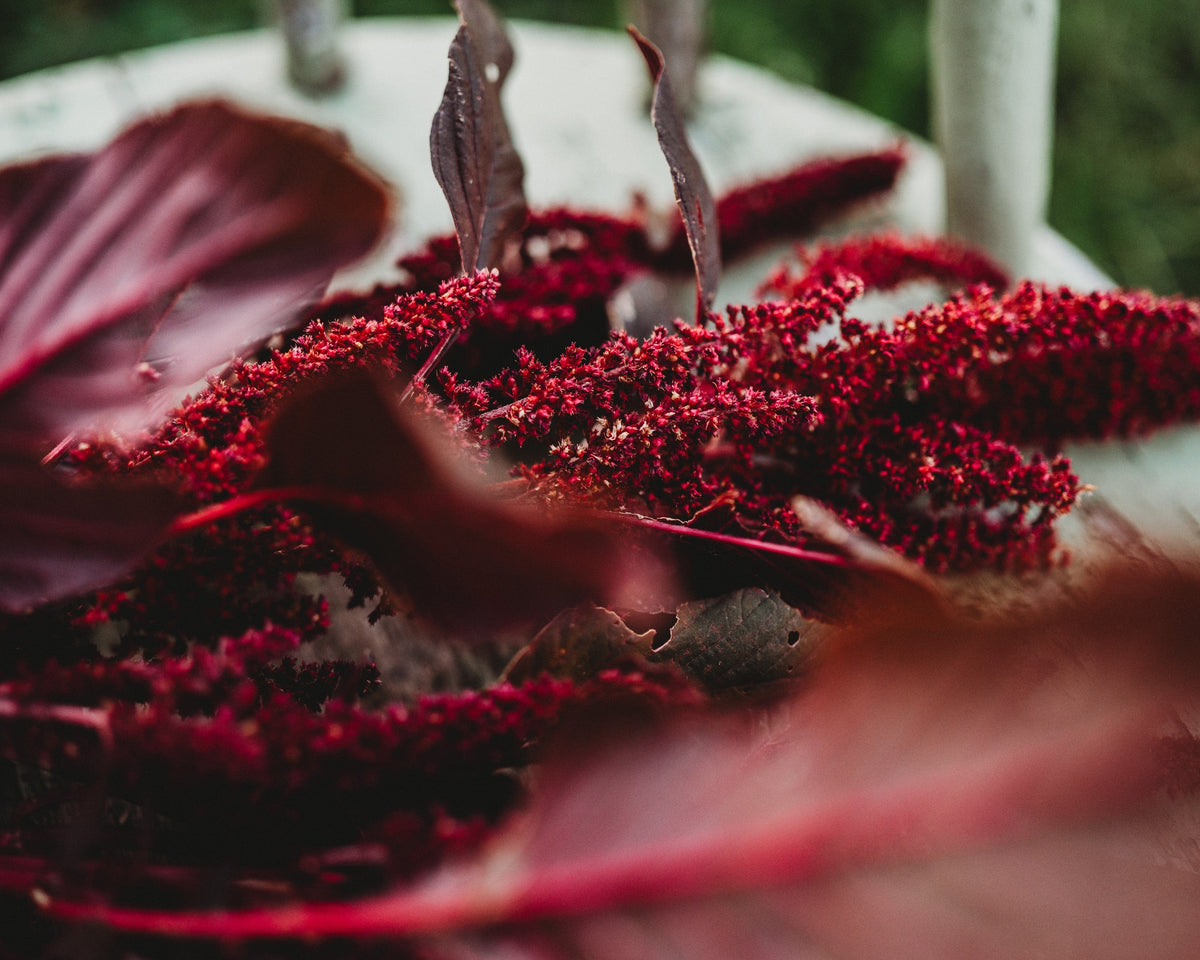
759;231;1009;298
703;147;907;261
448;259;1199;571
0;665;693;872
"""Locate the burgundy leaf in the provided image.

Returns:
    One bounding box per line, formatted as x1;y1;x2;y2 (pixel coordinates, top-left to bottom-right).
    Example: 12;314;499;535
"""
0;454;183;612
0;154;89;279
47;571;1200;954
431;0;528;274
0;100;389;450
628;25;721;318
250;369;672;630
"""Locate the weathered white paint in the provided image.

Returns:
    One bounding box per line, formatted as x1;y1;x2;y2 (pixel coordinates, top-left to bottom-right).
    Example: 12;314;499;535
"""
624;0;709;114
931;0;1060;276
275;0;346;95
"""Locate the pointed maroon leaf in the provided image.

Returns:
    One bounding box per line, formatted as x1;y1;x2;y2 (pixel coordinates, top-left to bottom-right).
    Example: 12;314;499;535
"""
0;100;388;611
628;25;721;318
457;0;515;87
251;369;672;630
458;0;526;272
0;100;389;450
431;0;527;274
49;572;1200;954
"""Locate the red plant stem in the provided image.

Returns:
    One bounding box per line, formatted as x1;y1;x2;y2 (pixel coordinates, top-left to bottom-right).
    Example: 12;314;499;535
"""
617;514;853;570
399;326;462;404
166;487;370;537
40;432;76;466
0;855;46;894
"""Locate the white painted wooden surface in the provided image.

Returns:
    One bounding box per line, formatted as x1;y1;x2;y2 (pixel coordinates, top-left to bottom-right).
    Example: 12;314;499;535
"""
0;18;1107;296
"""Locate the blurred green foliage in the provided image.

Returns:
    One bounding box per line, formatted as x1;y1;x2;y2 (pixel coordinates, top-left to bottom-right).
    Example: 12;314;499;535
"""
0;0;1197;295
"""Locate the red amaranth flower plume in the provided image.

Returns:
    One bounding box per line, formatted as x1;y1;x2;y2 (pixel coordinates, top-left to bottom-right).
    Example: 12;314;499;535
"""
759;231;1009;299
449;264;1199;571
0;661;694;874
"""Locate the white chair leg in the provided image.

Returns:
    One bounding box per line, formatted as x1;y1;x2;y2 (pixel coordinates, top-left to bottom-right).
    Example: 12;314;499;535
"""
276;0;346;96
624;0;708;114
931;0;1059;277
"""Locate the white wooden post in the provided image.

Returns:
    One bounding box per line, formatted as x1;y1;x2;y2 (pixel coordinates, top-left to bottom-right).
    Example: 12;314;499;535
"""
276;0;346;96
931;0;1059;276
625;0;708;113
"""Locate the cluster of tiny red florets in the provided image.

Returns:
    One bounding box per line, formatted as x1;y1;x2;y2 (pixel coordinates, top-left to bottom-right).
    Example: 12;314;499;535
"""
701;148;907;262
447;235;1200;571
1;647;687;881
1;623;378;715
443;318;820;520
330;150;906;374
759;232;1009;298
56;272;501;648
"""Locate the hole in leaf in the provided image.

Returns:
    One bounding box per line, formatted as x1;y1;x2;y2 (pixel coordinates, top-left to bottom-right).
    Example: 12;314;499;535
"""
787;630;801;647
621;611;676;653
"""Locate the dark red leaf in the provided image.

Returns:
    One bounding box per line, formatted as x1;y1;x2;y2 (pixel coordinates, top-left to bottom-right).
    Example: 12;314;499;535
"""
628;25;721;318
431;0;528;274
0;100;389;612
49;572;1200;953
0;455;183;612
0;100;389;450
251;369;672;630
0;154;90;279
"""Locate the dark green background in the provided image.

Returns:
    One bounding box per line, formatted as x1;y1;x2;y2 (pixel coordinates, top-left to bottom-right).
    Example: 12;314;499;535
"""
2;0;1197;296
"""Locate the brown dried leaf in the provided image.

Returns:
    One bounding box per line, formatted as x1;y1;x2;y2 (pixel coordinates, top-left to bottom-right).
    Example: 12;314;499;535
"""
651;588;825;693
501;604;656;685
